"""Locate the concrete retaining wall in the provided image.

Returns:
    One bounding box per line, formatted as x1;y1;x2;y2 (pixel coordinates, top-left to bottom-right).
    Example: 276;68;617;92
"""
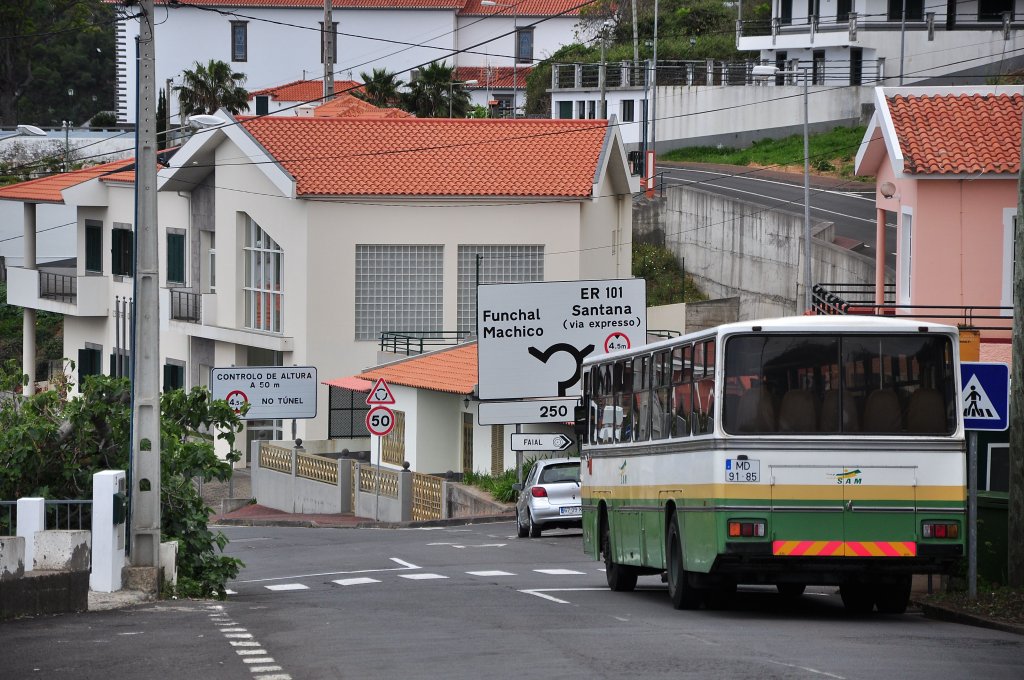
33;531;90;572
0;536;25;581
0;570;89;621
446;484;513;519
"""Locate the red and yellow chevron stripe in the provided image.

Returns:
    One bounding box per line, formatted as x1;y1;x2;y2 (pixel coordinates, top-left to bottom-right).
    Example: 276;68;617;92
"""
772;540;917;557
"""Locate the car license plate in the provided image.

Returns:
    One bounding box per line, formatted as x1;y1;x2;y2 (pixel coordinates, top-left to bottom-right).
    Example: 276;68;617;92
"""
725;459;760;483
559;506;582;516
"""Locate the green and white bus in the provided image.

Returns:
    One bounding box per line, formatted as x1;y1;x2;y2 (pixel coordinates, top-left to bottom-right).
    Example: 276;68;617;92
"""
577;315;965;613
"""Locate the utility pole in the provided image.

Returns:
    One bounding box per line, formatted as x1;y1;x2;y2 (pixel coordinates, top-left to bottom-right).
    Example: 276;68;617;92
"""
323;0;335;99
1009;104;1024;587
130;0;162;577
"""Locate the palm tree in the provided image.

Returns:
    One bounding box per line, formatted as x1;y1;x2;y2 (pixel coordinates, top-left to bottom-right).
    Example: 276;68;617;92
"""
357;68;404;108
175;60;250;117
402;62;471;118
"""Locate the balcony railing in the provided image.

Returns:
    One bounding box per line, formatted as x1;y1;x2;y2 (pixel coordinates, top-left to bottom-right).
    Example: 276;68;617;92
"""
170;289;200;323
379;331;472;356
39;271;76;303
738;11;1019;40
812;284;1012;332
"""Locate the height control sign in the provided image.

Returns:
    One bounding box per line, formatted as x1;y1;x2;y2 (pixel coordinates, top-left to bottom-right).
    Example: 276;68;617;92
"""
211;366;318;420
477;279;646;400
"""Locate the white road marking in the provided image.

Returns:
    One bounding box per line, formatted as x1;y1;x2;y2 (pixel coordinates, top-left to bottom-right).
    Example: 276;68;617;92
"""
333;577;381;586
243;658;276;665
117;632;144;636
250;667;283;673
265;584;308;592
237;649;266;656
427;542;507;549
209;604;292;679
235;557;420;584
220;628;247;632
226;589;237;595
229;537;271;543
519;587;608;604
765;659;846;679
534;568;586;575
225;633;254;639
253;675;291;680
466;570;515;577
399;573;448;580
663;167;876;202
231;641;261;647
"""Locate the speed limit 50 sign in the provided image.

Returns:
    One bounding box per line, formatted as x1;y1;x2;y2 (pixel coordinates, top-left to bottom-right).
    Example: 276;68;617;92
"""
365;406;396;436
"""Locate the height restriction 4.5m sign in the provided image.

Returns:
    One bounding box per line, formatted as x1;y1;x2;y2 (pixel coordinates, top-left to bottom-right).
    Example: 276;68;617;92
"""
477;279;646;400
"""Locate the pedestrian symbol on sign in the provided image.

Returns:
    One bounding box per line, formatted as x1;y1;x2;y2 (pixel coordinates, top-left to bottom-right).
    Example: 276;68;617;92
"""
962;375;998;420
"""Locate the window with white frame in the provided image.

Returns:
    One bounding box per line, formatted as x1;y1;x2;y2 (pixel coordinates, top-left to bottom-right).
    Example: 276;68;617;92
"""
620;99;635;123
230;21;247;62
243;217;282;333
457;245;544;335
1001;208;1015;314
355;245;443;341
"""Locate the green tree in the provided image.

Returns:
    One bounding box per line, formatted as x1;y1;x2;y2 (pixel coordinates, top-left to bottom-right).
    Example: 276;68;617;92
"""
357;68;404;108
0;282;63;379
175;60;250;118
0;366;245;598
402;62;470;118
0;1;116;127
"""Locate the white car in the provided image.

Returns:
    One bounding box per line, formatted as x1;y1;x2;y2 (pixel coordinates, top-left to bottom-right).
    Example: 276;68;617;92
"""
514;457;582;538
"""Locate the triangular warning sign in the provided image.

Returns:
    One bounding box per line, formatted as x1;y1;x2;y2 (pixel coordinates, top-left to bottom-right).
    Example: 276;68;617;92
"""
962;375;999;420
366;377;396;405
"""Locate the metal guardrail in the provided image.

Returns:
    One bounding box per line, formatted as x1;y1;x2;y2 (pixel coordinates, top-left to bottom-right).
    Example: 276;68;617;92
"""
39;271;76;303
411;472;443;521
170;289;200;322
812;284;1012;331
379;331;471;356
45;499;92;530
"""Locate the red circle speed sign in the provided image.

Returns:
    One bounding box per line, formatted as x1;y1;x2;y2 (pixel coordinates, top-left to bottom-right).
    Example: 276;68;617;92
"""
365;405;396;436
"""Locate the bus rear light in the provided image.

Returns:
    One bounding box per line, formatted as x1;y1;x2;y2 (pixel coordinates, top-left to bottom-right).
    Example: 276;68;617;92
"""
531;486;548;498
728;520;765;538
922;521;959;539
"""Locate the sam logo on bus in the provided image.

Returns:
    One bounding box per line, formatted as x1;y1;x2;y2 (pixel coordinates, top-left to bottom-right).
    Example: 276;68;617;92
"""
619;460;628;485
832;468;863;485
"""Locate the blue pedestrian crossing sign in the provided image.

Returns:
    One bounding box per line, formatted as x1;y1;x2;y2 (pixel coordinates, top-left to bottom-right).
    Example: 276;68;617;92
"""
960;362;1009;431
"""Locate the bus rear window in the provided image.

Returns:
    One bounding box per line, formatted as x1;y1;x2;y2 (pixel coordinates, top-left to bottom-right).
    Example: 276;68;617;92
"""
723;334;956;436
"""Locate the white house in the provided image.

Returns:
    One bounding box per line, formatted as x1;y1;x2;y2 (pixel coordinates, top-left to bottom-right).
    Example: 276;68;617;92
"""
116;0;587;123
3;114;637;461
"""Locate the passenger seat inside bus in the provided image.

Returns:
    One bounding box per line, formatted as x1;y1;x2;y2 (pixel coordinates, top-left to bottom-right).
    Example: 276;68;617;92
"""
819;389;860;432
735;386;775;432
777;389;817;432
906;388;946;433
863;388;903;432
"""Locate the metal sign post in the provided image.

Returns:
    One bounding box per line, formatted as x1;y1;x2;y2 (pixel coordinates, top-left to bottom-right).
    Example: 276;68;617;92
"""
960;362;1010;600
366;378;397;522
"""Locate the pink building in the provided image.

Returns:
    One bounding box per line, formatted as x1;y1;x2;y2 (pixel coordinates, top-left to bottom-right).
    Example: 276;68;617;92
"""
854;86;1018;362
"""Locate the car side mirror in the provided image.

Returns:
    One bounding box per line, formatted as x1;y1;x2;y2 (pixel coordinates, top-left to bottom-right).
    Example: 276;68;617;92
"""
512;483;523;492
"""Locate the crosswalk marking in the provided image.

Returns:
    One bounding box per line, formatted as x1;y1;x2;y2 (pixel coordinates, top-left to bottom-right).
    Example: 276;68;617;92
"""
466;570;515;577
333;577;381;586
265;583;308;591
534;568;586;575
399;573;448;580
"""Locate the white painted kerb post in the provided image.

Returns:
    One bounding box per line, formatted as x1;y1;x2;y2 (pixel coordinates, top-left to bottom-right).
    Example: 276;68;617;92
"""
16;497;44;572
91;470;126;592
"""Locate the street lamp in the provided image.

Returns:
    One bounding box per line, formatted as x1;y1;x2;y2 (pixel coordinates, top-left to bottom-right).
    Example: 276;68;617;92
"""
482;0;519;118
448;79;478;118
752;63;812;312
599;19;613;119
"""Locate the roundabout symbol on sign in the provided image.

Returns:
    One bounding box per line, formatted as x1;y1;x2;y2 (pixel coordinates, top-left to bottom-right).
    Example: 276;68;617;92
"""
366;406;396;437
604;332;631;353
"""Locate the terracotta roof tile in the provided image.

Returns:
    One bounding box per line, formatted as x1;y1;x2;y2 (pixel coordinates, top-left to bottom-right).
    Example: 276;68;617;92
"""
250;79;362;103
454;66;532;89
359;343;477;394
887;93;1023;175
0;159;135;203
459;0;584;16
239;116;607;197
312;93;412;118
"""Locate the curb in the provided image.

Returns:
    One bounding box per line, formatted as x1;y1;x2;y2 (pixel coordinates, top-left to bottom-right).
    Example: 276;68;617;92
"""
914;600;1024;636
212;513;515;530
657;160;866;191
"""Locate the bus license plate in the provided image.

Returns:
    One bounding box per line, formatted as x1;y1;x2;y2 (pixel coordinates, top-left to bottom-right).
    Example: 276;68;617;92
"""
725;459;760;483
560;506;582;516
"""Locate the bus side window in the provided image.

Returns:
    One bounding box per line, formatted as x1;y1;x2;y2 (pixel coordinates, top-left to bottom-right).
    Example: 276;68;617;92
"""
693;340;716;435
672;345;691;437
652;350;672;440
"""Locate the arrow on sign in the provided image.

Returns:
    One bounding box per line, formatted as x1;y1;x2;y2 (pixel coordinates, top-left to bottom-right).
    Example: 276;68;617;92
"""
510;433;575;451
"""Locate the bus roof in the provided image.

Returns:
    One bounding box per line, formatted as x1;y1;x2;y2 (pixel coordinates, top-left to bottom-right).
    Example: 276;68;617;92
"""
585;315;961;365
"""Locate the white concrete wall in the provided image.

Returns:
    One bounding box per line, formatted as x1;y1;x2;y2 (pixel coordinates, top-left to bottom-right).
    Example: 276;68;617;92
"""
0;202;77;266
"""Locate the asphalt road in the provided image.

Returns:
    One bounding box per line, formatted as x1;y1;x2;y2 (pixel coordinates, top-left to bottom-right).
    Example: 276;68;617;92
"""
5;522;1022;679
658;164;897;271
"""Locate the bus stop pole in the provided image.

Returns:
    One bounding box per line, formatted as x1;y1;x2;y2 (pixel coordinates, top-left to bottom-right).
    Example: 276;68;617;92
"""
968;429;978;600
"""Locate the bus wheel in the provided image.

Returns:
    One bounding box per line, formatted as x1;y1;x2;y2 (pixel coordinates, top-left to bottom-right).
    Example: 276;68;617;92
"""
839;583;874;615
874;576;911;614
777;583;806;599
602;522;637;592
667;517;701;610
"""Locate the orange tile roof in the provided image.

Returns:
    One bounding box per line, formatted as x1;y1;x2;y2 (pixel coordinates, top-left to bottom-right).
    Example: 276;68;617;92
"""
459;0;584;15
454;66;532;89
239;116;607;197
249;79;362;103
313;93;412;118
358;343;477;395
887;93;1023;175
0;158;135;203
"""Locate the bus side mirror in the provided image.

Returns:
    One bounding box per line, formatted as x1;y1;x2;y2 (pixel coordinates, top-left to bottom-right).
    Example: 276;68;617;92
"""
573;405;588;437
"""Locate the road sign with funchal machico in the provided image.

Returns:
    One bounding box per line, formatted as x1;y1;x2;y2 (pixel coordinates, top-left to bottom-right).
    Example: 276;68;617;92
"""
476;279;647;401
960;362;1009;431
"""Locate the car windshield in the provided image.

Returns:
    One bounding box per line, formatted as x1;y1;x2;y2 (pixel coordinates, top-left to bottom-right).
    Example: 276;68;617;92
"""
538;462;580;484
